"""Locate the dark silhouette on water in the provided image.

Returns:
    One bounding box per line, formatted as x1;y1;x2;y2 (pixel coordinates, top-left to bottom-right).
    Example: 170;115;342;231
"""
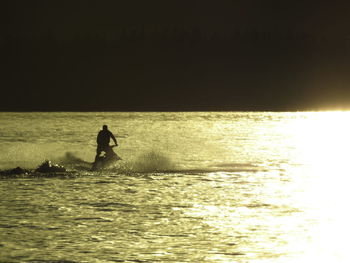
35;160;66;173
95;125;118;159
93;125;121;170
0;161;67;178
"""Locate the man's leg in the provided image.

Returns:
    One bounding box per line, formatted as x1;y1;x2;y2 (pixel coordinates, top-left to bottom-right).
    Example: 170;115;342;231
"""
105;146;114;158
95;147;102;162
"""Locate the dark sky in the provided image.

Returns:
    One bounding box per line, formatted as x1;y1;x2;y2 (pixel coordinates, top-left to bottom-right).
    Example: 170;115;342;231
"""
2;0;350;111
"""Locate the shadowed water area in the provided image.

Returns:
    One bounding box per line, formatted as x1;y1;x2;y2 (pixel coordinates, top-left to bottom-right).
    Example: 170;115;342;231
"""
1;112;349;262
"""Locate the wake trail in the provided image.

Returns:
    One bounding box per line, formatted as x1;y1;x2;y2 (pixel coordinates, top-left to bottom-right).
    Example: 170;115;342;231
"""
1;151;265;177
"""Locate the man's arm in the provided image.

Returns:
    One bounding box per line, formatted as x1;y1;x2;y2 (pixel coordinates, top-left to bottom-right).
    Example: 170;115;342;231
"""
110;131;118;146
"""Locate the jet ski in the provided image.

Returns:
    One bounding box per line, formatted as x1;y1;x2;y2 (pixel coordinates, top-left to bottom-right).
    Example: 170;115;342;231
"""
92;145;121;170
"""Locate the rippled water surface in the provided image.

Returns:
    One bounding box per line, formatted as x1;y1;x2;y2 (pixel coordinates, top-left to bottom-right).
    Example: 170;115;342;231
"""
1;112;350;262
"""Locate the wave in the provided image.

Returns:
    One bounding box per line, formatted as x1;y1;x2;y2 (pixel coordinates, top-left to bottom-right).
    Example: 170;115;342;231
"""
0;151;265;178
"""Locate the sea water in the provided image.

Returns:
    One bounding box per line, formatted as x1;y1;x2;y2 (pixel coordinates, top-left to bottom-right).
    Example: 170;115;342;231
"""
1;112;350;262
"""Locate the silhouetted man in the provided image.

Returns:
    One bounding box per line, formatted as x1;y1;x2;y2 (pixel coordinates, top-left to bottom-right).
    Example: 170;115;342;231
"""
95;125;118;162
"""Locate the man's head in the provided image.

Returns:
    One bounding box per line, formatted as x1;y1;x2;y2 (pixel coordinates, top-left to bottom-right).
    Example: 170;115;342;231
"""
102;125;108;130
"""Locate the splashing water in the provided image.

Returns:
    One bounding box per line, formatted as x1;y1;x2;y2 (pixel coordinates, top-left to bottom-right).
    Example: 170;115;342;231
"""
130;151;175;173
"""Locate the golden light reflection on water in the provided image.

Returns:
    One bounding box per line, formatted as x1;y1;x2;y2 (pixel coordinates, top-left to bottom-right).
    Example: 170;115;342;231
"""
185;112;350;262
263;111;350;262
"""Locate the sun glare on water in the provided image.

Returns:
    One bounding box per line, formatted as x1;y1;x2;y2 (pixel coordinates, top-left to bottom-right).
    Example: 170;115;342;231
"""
183;111;350;262
282;111;350;262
